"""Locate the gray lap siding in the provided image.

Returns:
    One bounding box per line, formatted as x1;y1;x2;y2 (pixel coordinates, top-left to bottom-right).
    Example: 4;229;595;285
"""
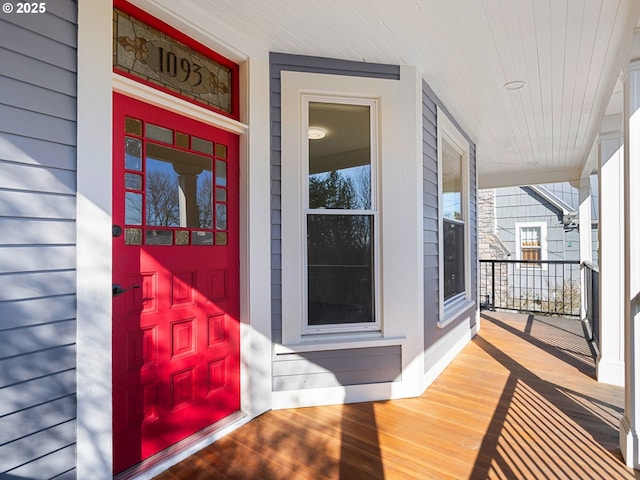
0;1;78;478
422;79;478;362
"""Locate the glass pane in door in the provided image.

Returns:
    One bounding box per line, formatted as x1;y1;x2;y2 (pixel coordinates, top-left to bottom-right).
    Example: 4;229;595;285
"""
145;143;212;229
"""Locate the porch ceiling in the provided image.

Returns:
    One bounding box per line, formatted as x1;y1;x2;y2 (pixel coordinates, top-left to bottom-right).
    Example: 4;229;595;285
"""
134;0;640;188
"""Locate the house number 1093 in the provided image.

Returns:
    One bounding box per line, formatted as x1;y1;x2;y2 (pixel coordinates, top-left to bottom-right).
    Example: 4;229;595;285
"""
158;46;203;87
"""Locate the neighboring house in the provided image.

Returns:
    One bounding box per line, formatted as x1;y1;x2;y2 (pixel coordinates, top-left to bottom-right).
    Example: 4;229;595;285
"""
479;178;599;263
478;179;599;314
2;1;640;479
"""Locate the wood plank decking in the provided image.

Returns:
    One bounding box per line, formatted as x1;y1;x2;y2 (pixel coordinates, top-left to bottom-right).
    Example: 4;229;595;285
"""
153;312;634;479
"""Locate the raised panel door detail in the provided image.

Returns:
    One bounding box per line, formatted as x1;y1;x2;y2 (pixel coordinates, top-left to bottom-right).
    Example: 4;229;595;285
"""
171;368;195;410
208;314;228;347
124;274;144;314
126;326;157;371
127;382;158;427
171;319;195;358
208;358;227;393
139;272;156;314
209;270;226;301
171;271;195;306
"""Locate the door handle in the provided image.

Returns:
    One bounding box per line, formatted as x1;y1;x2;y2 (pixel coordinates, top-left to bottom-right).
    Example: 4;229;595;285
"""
112;284;141;297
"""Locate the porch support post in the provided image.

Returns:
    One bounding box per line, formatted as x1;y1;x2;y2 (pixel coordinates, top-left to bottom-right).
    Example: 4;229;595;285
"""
597;120;625;387
578;176;592;320
620;48;640;468
76;0;114;477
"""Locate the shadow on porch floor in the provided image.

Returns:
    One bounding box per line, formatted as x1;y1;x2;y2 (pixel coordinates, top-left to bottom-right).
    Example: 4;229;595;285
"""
153;311;636;479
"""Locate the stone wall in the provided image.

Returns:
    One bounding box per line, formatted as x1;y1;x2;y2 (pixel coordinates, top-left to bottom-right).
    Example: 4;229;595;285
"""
478;188;510;260
478;188;510;308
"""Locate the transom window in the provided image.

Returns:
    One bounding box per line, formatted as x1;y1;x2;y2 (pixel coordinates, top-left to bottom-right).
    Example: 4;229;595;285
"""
304;99;378;333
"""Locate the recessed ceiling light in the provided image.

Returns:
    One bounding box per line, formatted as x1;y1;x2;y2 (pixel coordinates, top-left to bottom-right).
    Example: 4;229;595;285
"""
504;80;526;91
308;127;326;140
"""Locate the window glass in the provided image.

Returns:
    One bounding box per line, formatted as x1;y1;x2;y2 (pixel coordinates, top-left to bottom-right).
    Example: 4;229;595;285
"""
215;232;228;246
307;215;374;325
192;230;213;245
125;117;142;136
122;119;223;247
125;137;142;171
124;227;142;245
192;136;213;155
305;101;376;329
175;132;189;148
146;229;172;245
145;143;212;229
520;226;542;261
441;136;466;301
308;102;371;210
216;160;227;187
442;139;462;221
125;173;142;191
443;220;465;300
125;192;143;225
215;188;227;202
216;204;227;230
146;123;173;144
215;143;227;159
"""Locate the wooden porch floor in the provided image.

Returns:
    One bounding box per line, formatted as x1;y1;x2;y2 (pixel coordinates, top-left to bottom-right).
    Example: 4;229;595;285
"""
154;312;634;480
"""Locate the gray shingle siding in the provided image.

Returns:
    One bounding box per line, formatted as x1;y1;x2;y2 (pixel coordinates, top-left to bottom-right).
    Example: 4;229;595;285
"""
0;2;78;478
491;186;586;303
495;186;581;261
270;53;402;390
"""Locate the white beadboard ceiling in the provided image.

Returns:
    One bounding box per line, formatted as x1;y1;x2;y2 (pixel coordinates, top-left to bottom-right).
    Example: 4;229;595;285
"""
136;0;640;188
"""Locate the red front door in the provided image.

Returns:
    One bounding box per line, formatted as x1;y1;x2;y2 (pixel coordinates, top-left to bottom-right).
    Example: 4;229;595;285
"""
112;93;240;473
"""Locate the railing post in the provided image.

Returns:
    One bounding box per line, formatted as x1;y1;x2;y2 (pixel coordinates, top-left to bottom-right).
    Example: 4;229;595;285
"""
491;261;496;310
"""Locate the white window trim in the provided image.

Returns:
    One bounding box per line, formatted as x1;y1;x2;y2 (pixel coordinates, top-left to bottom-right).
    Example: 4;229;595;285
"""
301;95;381;336
280;70;417;348
437;107;473;327
515;221;548;269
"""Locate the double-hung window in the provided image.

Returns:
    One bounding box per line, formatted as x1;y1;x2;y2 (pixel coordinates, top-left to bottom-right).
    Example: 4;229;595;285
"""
437;108;472;324
442;138;465;301
515;222;547;266
305;99;378;334
280;70;410;346
520;226;541;261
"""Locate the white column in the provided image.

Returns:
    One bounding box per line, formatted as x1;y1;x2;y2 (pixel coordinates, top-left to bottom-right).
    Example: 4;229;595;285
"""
620;57;640;469
76;0;114;478
578;178;592;266
578;177;592;320
597;124;625;386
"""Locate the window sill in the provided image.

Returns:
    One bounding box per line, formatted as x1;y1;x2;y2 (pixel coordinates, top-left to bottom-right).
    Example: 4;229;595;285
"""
275;334;407;354
438;296;475;328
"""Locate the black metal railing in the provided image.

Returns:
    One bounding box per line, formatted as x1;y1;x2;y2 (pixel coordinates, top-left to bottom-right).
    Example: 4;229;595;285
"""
480;259;581;317
582;261;600;346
